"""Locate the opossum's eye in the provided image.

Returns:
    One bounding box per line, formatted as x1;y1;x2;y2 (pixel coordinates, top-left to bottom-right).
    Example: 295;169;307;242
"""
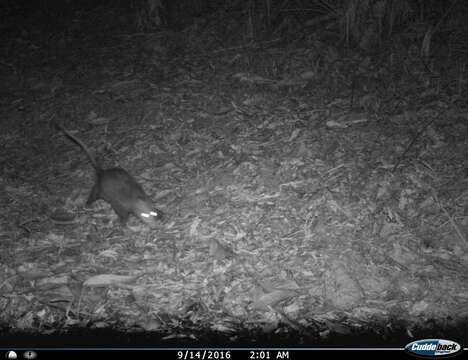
141;210;162;219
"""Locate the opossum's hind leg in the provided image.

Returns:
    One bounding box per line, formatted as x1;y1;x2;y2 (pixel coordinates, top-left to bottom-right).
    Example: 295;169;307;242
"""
86;184;100;206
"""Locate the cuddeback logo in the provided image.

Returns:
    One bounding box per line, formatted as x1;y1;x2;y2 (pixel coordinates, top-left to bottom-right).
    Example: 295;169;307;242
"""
405;339;462;357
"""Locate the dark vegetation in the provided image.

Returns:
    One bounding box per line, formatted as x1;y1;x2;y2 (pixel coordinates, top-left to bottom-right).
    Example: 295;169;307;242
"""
0;0;467;347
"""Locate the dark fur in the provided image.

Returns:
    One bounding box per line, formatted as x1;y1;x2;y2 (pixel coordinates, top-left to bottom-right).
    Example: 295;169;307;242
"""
56;123;163;227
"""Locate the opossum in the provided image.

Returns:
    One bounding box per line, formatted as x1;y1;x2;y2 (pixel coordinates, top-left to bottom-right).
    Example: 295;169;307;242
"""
56;123;163;228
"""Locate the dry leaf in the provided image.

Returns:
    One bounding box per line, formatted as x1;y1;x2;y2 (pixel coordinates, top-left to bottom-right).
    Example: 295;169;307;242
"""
83;274;138;287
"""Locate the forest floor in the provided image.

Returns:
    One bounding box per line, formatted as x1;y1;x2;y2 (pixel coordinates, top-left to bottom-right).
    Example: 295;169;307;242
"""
1;17;467;347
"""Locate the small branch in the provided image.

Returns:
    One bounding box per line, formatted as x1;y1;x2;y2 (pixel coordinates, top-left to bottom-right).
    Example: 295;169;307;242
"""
432;190;468;247
392;117;437;173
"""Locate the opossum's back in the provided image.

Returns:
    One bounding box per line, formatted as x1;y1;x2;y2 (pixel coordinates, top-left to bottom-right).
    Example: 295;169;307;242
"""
97;168;148;202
